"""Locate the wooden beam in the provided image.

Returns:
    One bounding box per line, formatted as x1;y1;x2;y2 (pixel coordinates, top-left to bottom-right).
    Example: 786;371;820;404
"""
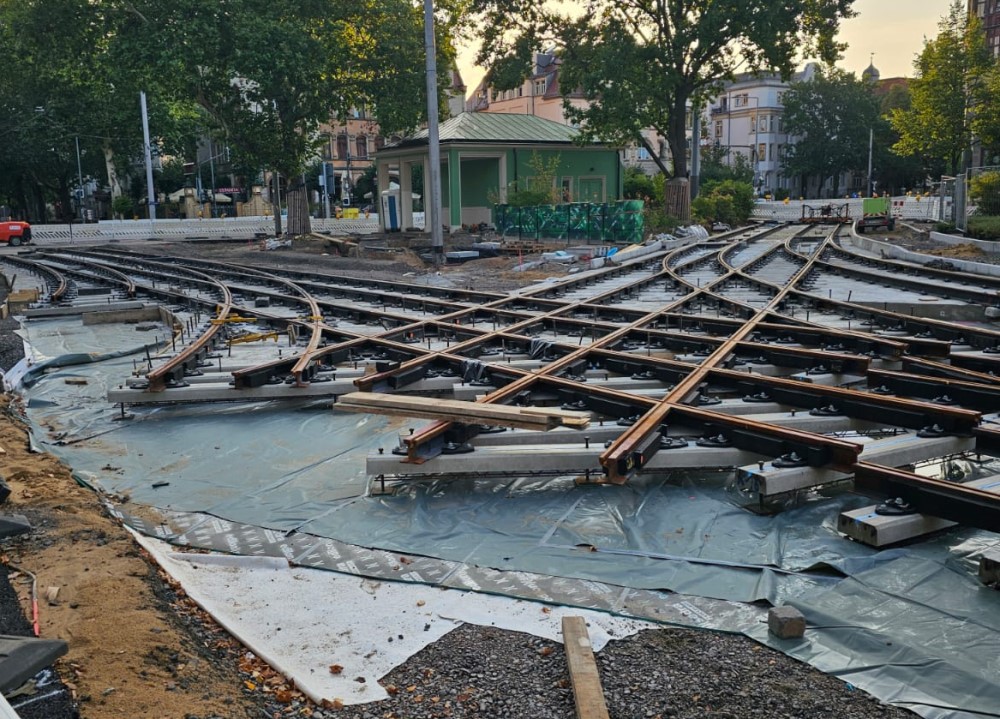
561;616;610;719
335;392;591;431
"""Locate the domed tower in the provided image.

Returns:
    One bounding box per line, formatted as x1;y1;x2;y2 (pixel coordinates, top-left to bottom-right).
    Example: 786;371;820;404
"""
862;54;880;85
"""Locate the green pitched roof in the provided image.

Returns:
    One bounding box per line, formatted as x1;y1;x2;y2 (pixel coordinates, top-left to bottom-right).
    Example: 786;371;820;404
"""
396;112;585;146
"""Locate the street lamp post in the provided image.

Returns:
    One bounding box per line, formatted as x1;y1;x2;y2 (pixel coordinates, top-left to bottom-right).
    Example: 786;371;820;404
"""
423;0;444;263
140;91;156;231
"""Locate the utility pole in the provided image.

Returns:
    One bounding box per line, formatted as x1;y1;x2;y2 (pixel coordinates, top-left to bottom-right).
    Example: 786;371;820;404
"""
74;136;84;220
140;91;156;232
209;139;217;218
423;0;444;263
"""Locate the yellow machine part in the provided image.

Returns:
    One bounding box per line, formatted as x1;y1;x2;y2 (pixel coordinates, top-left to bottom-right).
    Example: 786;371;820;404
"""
228;331;280;346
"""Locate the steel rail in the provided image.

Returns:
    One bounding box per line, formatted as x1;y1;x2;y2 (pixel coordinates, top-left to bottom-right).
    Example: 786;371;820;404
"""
1;255;69;302
900;356;1000;385
397;231;841;461
831;237;1000;298
144;268;233;391
600;227;841;482
33;252;137;298
866;368;1000;411
852;462;1000;533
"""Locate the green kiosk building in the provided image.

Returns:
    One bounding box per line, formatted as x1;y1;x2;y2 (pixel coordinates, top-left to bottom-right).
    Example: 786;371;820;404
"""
373;112;624;234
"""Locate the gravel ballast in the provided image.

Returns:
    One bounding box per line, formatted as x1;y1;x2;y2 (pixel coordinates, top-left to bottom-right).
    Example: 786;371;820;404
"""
325;624;917;719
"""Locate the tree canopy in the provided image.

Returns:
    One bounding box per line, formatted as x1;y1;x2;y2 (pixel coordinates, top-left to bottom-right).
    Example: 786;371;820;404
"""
0;0;457;228
781;67;879;198
890;1;996;174
472;0;857;203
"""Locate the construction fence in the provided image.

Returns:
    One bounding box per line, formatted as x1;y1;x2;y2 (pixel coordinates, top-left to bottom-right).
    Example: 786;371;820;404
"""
948;166;1000;233
752;168;1000;232
494;200;645;244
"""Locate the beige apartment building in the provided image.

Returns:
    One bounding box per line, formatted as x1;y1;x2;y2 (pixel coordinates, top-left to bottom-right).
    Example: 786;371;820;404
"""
318;70;467;203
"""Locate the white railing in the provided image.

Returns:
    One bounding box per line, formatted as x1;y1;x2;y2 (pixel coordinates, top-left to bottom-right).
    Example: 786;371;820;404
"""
30;215;382;243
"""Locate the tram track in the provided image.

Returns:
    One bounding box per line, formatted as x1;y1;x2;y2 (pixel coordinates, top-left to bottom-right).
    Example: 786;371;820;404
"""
10;226;1000;535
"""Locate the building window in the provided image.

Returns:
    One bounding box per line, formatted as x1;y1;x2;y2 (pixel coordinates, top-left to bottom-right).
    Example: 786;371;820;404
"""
516;86;523;98
534;78;546;95
734;93;750;108
336;133;349;160
749;114;756;133
374;136;385;152
758;143;767;162
714;120;723;138
637;146;650;161
560;177;573;202
356;136;368;159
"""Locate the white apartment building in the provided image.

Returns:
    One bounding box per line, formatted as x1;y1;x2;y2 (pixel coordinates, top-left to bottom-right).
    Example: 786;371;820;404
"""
704;63;820;198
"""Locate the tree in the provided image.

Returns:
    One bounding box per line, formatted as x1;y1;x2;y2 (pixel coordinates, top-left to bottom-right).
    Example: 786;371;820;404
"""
890;1;994;174
472;0;856;220
699;144;754;188
124;0;458;237
0;0;208;221
872;84;928;195
782;68;879;198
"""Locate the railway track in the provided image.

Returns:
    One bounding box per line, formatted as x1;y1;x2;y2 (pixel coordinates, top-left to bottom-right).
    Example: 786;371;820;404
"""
6;224;1000;544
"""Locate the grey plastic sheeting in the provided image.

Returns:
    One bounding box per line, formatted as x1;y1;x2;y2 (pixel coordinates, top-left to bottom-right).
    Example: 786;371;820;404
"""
748;545;1000;719
15;316;1000;718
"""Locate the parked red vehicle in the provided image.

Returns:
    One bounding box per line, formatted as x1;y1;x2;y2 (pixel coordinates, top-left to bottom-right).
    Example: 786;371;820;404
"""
0;221;31;246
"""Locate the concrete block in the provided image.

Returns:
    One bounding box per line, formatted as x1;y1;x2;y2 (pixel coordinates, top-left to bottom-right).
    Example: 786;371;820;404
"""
768;605;806;639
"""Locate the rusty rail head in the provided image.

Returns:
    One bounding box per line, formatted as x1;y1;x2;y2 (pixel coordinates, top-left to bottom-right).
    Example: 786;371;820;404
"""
853;462;1000;533
4;256;68;302
600;228;838;482
146;270;233;391
38;251;138;299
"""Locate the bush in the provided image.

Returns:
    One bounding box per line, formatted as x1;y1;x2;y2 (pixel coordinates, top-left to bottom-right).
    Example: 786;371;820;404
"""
644;206;681;236
967;215;1000;240
692;180;755;225
624;167;656;200
934;221;957;234
773;188;790;201
111;195;133;220
970;171;1000;216
506;187;554;207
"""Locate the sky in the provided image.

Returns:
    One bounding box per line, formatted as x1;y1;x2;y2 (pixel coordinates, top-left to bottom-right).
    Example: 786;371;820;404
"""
455;0;953;96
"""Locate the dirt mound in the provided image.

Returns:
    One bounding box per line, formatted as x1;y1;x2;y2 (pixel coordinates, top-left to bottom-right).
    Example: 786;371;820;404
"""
924;242;986;259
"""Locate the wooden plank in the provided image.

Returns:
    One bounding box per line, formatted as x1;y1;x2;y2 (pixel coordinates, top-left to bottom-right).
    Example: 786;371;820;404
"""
336;392;591;431
562;616;610;719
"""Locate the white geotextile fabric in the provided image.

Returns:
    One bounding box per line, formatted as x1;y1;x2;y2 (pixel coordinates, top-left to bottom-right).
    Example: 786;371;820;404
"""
132;532;654;705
